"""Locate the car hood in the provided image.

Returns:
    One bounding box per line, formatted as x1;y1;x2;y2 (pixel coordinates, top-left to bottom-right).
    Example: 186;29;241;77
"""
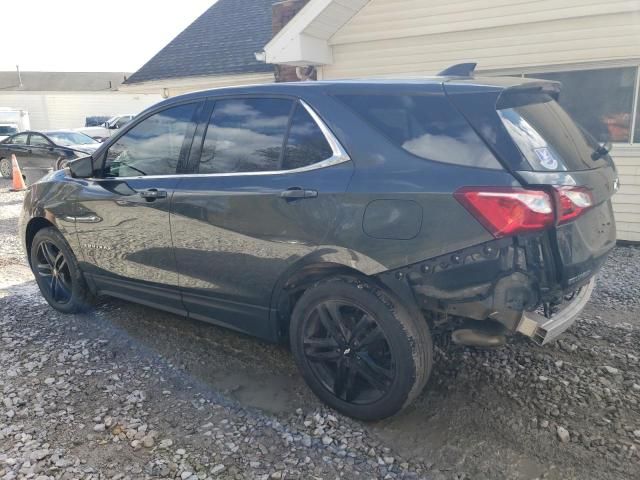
67;143;100;154
77;126;108;133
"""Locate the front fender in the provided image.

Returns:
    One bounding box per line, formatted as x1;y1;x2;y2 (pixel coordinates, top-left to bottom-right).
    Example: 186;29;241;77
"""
20;170;82;261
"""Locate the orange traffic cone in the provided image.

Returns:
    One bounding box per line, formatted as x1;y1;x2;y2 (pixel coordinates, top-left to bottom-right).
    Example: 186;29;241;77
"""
9;154;27;192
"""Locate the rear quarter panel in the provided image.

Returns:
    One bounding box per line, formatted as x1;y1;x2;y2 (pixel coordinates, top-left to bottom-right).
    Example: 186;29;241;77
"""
304;89;520;273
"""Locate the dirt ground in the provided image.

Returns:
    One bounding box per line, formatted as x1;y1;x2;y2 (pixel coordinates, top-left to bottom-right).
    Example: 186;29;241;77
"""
1;177;639;480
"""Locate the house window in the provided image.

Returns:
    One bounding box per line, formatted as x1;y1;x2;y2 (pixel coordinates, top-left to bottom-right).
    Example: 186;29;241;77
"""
525;66;639;144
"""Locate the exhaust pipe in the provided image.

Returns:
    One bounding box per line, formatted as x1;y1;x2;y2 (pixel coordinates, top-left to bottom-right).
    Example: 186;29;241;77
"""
451;320;506;347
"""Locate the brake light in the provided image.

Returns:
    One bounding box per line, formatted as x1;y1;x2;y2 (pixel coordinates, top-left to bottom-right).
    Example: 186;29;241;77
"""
454;187;554;238
555;186;593;224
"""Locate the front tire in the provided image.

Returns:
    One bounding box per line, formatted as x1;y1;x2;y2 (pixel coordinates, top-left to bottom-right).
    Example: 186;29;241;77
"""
0;157;12;179
30;227;95;313
55;157;69;170
290;276;432;420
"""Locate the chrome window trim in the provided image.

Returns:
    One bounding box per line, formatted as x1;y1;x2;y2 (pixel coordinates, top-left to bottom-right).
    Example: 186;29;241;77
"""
98;99;351;180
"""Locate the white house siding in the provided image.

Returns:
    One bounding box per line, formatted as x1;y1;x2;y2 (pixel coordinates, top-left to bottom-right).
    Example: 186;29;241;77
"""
322;0;640;77
120;73;275;98
318;0;640;241
612;146;640;242
0;92;162;130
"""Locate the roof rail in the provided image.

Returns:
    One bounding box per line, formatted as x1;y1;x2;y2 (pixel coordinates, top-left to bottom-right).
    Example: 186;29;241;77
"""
438;63;477;77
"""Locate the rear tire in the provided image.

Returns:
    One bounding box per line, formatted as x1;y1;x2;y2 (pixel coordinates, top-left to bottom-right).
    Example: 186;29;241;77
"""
0;157;11;179
30;227;95;313
290;275;432;420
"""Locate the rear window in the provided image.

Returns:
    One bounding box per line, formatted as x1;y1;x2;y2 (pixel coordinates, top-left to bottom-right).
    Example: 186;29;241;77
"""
336;94;502;169
497;93;606;171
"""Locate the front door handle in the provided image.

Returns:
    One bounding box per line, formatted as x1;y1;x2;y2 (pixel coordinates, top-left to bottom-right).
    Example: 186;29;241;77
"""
139;188;168;200
280;187;318;200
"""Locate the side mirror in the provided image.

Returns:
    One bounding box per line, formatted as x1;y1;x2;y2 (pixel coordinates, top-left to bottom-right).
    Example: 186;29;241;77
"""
109;123;119;130
68;155;95;178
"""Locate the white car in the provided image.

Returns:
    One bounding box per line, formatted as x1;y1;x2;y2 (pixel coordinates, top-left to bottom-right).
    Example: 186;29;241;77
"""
76;114;135;142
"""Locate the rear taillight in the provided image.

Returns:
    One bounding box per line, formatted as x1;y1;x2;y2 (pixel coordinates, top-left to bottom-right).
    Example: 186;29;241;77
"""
555;186;594;224
454;187;554;238
455;186;594;238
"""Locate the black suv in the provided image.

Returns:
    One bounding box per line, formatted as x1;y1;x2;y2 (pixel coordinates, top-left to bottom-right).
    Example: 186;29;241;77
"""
20;66;617;420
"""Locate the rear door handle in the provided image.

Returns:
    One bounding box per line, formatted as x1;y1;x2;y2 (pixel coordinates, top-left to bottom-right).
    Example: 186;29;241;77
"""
280;187;318;200
139;188;168;200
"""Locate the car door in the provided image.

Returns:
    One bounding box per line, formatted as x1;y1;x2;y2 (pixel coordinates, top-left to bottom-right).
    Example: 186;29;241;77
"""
74;100;202;313
27;133;60;170
171;96;353;339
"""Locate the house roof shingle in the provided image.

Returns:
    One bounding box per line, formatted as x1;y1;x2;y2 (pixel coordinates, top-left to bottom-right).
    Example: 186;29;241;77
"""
125;0;275;85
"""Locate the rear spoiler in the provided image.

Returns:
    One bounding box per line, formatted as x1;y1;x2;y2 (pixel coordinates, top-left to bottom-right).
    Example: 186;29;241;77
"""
496;80;561;109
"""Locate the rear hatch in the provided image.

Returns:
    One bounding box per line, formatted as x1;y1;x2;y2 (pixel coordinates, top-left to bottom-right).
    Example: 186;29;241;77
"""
445;78;617;291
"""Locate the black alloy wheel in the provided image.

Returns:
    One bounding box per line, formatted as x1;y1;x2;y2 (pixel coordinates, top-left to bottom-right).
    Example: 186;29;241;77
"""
302;300;394;405
34;240;73;304
30;227;95;313
291;276;432;420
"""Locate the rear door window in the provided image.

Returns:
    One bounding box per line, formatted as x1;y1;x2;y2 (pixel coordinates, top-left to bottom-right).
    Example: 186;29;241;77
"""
336;94;502;169
199;98;293;174
29;134;51;147
497;93;607;171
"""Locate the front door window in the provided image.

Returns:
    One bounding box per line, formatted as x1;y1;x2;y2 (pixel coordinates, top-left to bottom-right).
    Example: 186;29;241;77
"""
105;103;198;177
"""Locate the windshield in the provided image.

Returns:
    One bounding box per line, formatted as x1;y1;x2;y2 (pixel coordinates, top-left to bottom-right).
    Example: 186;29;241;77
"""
497;93;609;171
47;131;99;146
0;126;18;135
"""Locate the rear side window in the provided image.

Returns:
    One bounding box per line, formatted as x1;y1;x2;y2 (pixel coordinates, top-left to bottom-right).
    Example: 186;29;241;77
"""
199;98;292;174
497;93;605;171
336;94;501;169
282;104;333;170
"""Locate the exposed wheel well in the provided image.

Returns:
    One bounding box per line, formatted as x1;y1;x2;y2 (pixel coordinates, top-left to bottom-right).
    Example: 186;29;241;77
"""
25;217;56;264
273;262;373;340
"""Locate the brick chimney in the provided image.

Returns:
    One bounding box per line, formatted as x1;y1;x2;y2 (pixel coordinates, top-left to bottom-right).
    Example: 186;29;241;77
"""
272;0;316;82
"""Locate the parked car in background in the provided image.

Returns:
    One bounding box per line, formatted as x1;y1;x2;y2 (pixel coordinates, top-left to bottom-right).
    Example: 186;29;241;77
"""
19;68;617;420
0;108;30;132
85;116;111;127
0;123;19;142
0;130;100;178
76;114;135;142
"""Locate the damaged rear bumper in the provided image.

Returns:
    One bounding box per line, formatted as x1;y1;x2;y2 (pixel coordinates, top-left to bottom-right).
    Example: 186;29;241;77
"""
376;234;607;345
516;277;595;345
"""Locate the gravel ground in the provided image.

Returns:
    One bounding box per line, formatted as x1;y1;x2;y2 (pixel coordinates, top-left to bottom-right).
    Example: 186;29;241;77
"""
0;177;639;480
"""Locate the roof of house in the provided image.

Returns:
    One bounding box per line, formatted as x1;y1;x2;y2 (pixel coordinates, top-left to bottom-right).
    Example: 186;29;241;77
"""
0;71;130;91
125;0;275;85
